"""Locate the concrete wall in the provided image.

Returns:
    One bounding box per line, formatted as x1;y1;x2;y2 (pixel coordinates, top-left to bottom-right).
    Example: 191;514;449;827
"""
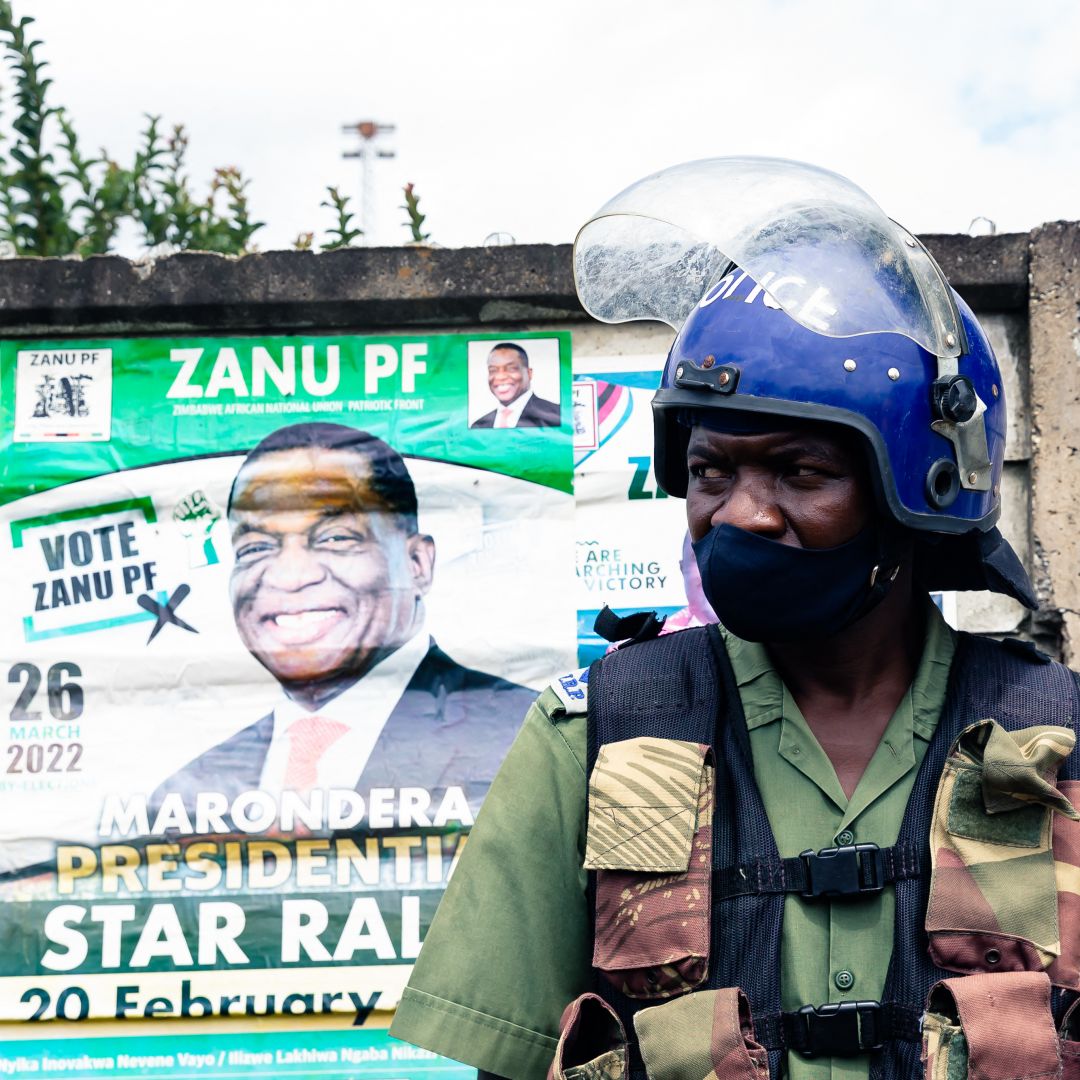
1;228;1077;658
1029;224;1080;660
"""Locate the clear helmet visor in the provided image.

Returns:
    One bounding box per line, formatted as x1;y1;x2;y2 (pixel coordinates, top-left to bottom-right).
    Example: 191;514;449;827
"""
573;156;962;358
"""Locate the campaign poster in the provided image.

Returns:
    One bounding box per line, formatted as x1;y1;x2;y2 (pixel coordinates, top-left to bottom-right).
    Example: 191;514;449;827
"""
573;354;710;663
0;332;575;1076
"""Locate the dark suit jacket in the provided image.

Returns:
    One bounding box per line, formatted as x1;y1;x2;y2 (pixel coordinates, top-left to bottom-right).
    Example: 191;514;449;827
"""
150;641;536;825
471;393;561;429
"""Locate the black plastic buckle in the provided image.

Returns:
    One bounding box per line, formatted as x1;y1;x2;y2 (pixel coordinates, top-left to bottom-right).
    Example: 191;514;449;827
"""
789;1001;883;1058
799;843;885;899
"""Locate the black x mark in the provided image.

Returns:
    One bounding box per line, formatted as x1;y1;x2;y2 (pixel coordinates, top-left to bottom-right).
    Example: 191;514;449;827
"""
138;584;198;643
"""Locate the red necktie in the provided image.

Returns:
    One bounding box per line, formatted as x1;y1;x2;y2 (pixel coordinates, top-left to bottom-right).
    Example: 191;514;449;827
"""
495;406;514;428
284;715;348;794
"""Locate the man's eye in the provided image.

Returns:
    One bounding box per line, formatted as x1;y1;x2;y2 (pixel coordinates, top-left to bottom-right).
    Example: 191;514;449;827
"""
315;532;365;548
785;463;829;479
689;463;731;480
236;541;274;561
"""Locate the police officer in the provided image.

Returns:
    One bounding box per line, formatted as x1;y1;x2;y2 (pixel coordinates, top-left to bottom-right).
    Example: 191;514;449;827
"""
390;159;1080;1079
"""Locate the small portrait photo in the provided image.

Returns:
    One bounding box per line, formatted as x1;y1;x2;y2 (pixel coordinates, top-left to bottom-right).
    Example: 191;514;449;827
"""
467;338;562;429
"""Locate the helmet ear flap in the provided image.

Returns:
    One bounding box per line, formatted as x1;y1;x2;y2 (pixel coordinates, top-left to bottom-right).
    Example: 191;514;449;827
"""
653;406;691;498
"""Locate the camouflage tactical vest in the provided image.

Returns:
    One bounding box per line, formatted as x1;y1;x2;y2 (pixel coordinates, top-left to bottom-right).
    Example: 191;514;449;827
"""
581;625;1080;1080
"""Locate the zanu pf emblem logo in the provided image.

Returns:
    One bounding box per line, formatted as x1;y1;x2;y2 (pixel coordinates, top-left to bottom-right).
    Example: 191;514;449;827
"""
33;373;94;419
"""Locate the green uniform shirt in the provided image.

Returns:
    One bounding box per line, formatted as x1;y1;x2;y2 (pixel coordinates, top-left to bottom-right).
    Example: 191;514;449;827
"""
390;603;956;1080
736;605;954;1080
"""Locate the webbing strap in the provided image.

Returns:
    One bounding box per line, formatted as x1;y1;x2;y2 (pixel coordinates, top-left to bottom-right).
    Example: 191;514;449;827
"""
713;841;924;901
754;1002;923;1055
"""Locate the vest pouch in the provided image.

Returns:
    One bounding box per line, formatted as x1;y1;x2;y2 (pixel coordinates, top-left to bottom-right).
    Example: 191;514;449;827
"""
926;720;1080;983
920;972;1060;1080
1060;998;1080;1080
547;993;628;1080
634;988;767;1080
584;738;713;999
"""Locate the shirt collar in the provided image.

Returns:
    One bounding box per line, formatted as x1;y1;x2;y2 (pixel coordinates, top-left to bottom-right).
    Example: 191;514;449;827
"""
500;388;533;423
720;595;956;740
272;629;430;730
910;599;955;741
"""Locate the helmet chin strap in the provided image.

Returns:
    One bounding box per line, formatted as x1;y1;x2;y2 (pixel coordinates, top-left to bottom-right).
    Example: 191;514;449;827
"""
869;562;901;591
850;524;911;629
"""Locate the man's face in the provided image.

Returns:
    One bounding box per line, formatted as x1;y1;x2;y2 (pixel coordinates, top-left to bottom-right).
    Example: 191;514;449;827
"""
228;447;434;688
487;349;532;406
685;422;871;548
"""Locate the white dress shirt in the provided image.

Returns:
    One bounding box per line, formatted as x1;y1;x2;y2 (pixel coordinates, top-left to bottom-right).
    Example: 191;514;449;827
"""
493;389;534;428
258;629;430;796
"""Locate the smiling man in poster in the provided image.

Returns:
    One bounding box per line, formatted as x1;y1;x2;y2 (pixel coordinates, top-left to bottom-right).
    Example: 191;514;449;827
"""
470;342;561;429
153;421;534;823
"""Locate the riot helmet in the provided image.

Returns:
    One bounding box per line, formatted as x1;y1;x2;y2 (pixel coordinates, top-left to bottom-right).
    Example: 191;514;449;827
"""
573;157;1033;606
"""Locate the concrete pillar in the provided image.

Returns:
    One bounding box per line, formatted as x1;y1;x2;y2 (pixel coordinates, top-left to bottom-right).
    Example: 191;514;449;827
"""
1029;223;1080;662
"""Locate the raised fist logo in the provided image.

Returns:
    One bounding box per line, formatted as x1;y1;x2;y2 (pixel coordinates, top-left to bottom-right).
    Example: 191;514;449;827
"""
173;490;222;568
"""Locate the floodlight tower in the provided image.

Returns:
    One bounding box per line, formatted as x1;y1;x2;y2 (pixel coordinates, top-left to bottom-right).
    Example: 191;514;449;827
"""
342;121;397;240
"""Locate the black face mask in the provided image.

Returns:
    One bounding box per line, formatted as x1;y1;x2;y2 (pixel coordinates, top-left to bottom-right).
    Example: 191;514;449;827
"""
691;524;895;643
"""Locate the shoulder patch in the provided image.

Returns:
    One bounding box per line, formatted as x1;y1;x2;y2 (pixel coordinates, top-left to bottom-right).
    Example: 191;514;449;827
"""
552;667;590;714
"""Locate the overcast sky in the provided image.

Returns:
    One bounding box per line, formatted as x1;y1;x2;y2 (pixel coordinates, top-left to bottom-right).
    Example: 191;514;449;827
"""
17;0;1080;252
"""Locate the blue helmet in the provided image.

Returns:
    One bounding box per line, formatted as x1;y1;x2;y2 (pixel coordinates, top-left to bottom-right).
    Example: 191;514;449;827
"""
653;275;1001;529
574;157;1033;604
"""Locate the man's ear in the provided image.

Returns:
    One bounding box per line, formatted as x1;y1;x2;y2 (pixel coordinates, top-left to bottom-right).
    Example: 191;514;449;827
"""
406;532;435;595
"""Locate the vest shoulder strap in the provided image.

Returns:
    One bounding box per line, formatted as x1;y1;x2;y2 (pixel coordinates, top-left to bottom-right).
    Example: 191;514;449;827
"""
953;632;1080;740
881;631;1080;1080
586;624;731;775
